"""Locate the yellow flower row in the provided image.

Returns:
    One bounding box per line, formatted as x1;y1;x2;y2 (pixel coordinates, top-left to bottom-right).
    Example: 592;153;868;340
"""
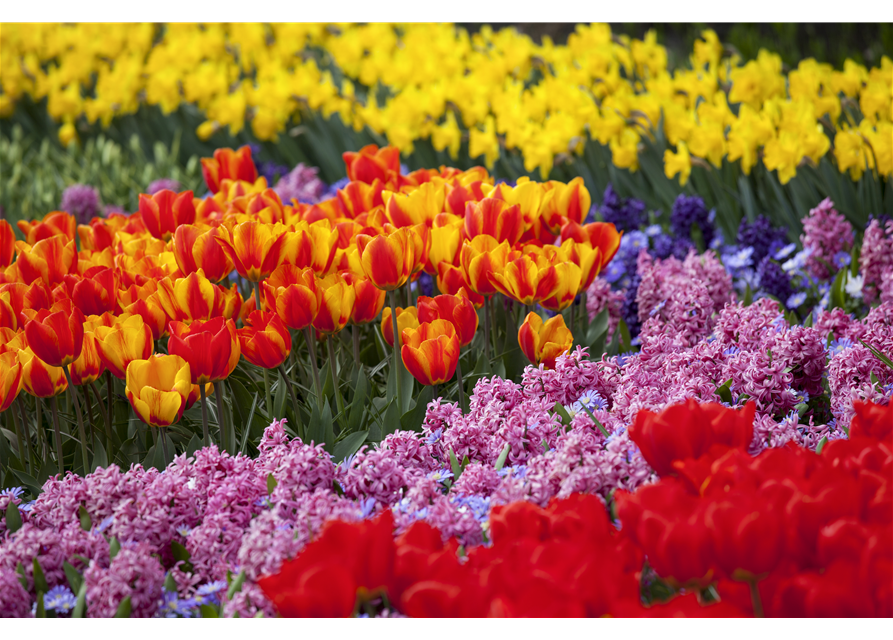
1;23;890;184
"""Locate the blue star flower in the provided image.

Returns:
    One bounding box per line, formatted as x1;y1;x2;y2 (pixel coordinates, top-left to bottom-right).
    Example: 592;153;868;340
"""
44;585;77;614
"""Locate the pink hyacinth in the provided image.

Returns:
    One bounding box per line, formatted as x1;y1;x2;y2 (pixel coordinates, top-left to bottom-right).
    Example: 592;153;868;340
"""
859;218;893;303
84;541;165;618
801;198;854;281
585;277;624;342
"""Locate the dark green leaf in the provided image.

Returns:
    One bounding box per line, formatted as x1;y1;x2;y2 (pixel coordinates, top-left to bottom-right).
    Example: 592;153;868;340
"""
32;557;49;594
448;448;462;482
266;473;278;496
859;340;893;371
494;443;511;472
333;430;368;463
553;403;571;426
109;537;121;560
114;595;132;618
5;500;22;534
400;386;434;433
199;604;219;618
78;505;92;532
36;592;46;618
63;561;83;595
347;372;368;434
715;379;734;405
830;269;846;310
171;540;191;564
91;439;108;473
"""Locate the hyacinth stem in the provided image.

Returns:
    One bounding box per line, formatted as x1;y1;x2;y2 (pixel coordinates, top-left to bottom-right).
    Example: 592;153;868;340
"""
278;364;304;441
389;290;404;415
302;327;324;411
10;401;28;473
89;380;114;451
483;296;492;363
62;366;90;473
352;324;361;365
199;383;210;448
327;338;346;425
50;395;64;475
455;356;466;414
214;381;229;455
748;579;764;618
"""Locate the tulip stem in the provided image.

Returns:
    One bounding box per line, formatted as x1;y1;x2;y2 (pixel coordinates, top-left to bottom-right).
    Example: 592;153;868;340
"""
10;402;28;474
63;366;90;474
89;381;114;454
199;383;210;448
50;395;64;476
748;579;764;618
214;381;229;455
389;291;404;415
352;325;361;365
106;371;114;433
483;296;492;363
455;356;466;414
326;339;346;427
278;364;304;441
18;398;36;471
569;299;576;339
160;430;170;467
302;327;324;411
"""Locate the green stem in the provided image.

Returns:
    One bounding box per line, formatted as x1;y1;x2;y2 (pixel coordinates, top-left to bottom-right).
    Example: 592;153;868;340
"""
62;366;90;474
279;364;304;441
389;290;404;414
303;327;323;410
199;383;210;447
10;400;28;474
455;355;466;414
327;338;346;425
213;380;229;455
748;579;764;618
106;371;114;432
253;281;275;419
50;395;64;476
18;398;36;470
352;324;361;365
90;380;114;454
160;430;170;467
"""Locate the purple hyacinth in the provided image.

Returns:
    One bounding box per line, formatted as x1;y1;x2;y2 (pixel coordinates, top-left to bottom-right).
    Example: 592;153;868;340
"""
598;184;647;232
670;194;715;248
621;273;642;338
757;256;794;302
147;178;180;195
737;215;789;264
60;184;100;224
273;163;326;205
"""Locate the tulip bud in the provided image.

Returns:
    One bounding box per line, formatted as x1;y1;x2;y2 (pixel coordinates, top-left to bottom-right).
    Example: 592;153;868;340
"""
93;313;154;379
23;298;85;368
201;146;258;194
126;354;193;427
168;316;240;385
518;312;573;369
401;319;461;386
417;293;478;347
238;311;292;370
312;272;356;335
381;306;419;348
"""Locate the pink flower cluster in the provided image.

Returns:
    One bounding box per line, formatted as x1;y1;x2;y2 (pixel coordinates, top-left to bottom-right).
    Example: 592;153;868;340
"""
801;197;855;281
860;217;893;303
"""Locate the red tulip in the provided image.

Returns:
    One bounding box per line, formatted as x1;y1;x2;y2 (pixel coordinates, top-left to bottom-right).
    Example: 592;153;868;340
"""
238;311;292;369
138;189;196;240
417;292;478;347
168;316;240;384
201;146;258;194
23;298;85;367
401;319;460;386
343;144;401;185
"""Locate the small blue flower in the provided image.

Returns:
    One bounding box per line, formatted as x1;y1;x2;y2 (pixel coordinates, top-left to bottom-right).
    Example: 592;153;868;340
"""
832;251;851;269
603;260;626;284
159;590;197;618
722;246;754;271
828;337;855;357
0;487;24;500
423;428;443;446
194;581;228;606
645;224;663;237
96;515;115;533
44;585;77;614
176;525;193;537
427;469;454;483
649;299;667;317
18;501;35;513
782;248;811;272
574;391;607;412
360;497;377;519
786;292;807;309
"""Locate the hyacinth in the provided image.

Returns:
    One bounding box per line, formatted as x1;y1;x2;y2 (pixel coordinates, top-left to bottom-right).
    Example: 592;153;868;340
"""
60;183;100;224
814;307;856;341
669;193;714;248
147;178;180;195
273;163;326;204
585;277;624;343
0;568;32;618
859;217;893;303
84;541;165;618
737;214;788;264
621;273;642;337
801;198;855;281
597;184;646;232
757;255;793;302
881;272;893;305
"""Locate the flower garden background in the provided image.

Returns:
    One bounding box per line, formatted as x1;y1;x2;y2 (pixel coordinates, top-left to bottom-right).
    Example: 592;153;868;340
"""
0;22;891;618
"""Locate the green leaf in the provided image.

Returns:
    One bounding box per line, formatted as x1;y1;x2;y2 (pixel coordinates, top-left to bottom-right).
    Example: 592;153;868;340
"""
78;505;92;532
400;385;434;433
579;403;609;438
185;433;203;458
494;443;511;472
32;557;49;594
5;500;22;534
617;319;632;354
239;391;259;455
448;448;463;482
273;370;287;422
830;268;846;310
859;340;893;371
63;561;83;595
816;436;828;455
715;379;734;405
164;572;177;593
226;569;246;600
171;540;191;564
266;473;278;496
36;592;46;618
114;595;132;618
109;537;121;560
347;372;368;434
199;604;219;618
332;430;368;463
742;282;753;307
585;308;609;356
553;403;571;426
72;580;88;618
9;468;41;498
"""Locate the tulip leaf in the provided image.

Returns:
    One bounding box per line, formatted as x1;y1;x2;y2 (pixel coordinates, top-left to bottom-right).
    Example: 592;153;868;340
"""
553;403;572;427
585;308;609;357
494;443;511;472
617;319;632;354
226;569;246;600
816;436;828;455
200;604;219;618
164;573;178;593
63;561;83;595
171;540;191;566
830;268;846;310
742;282;753;307
78;505;92;532
448;448;464;482
273;372;287;423
400;386;434;434
715;379;734;405
72;580;88;618
185;434;203;458
109;537;121;560
114;595;132;618
32;557;49;594
859;340;893;372
333;430;368;464
347;373;368;434
5;500;22;534
36;592;46;618
91;439;108;473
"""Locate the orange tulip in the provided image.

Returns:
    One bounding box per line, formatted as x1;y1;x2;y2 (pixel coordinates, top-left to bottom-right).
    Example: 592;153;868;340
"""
401;319;460;386
0;281;52;328
215;220;292;282
539;177;592;233
93;313;154;379
343;272;386;326
417;292;478;347
0;290;16;331
17;211;76;245
336;180;386;218
218;283;244;321
488;178;545;232
381;305;419;348
62;266;119;316
69;313;113;386
77;218;116;252
558;239;602;292
284;221;339;275
18;347;68;398
138;190;196;241
383;182;445;227
118;281;169;340
1;219;17;267
459;235;511;298
202;146;258;194
464;198;524;246
172;225;234;282
435;262;485;309
490;253;561;306
312;272;356;335
518;312;574;370
262;264;321;330
0;350;23;411
343;144;401;185
356;227;415;292
538;261;584;312
407;223;430;276
155;271;234;324
238;311;292;370
561;222;623;269
23;298;85;368
14;236;78;286
125;354;193;427
444;180;488;216
168;317;240;384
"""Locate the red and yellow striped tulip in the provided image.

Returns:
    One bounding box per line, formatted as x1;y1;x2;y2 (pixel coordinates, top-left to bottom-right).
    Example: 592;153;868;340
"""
383;181;445;228
14;236;78;286
18;347;68;398
312;272;356;335
435;263;485;309
381;305;419;348
62;266;119;316
17;211;76;245
238;311;292;370
138;189;196;241
336;180;386;218
424;219;463;275
168;316;240;385
356;227;415;292
459;235;511;298
444;179;489;216
284;221;339;275
93;313;154;379
69;314;114;386
343;144;401;186
1;220;18;268
561;222;623;270
23;298;85;368
539;177;591;233
77;218;116;252
216;220;292;282
417;292;478;347
172;225;234;283
118;281;169;340
538;261;584;312
0;350;23;411
343;272;386;326
518;312;574;370
155;271;235;325
125;354;193;428
201;146;258;194
401;319;461;386
490;253;561;306
464;198;524;246
262;264;321;330
0;281;52;328
0;290;16;331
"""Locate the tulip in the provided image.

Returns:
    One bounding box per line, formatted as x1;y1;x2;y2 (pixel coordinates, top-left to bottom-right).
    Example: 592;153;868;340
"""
312;272;356;336
215;220;292;283
336;180;386;218
491;254;561;306
69;319;107;386
138;189;196;241
172;225;234;282
168;316;240;385
343;272;386;326
383;181;445;227
17;211;76;245
14;236;78;286
560;222;622;270
539;177;592;233
62;267;119;316
381;306;419;348
284;221;339;275
559;239;602;293
401;319;461;387
0;281;52;328
201;146;258;194
238;311;292;370
417;293;478;348
77;218;116;252
487;178;544;232
0;219;16;268
18;347;68;398
23;299;85;368
93;313;154;379
0;350;23;412
518;312;573;370
342;144;401;185
459;235;511;298
0;290;16;331
424;221;463;275
356;228;415;292
118;282;169;340
538;261;583;312
435;263;484;309
262;264;321;331
155;271;231;325
704;495;785;580
125;354;193;428
464;198;524;246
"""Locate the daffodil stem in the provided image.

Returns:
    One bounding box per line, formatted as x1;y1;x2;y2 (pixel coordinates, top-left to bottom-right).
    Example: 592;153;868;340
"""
326;338;346;427
279;364;304;442
63;366;90;474
10;401;28;474
50;395;64;476
199;383;210;448
455;356;466;414
389;290;404;415
214;381;229;455
748;579;764;618
303;327;323;411
483;296;492;363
